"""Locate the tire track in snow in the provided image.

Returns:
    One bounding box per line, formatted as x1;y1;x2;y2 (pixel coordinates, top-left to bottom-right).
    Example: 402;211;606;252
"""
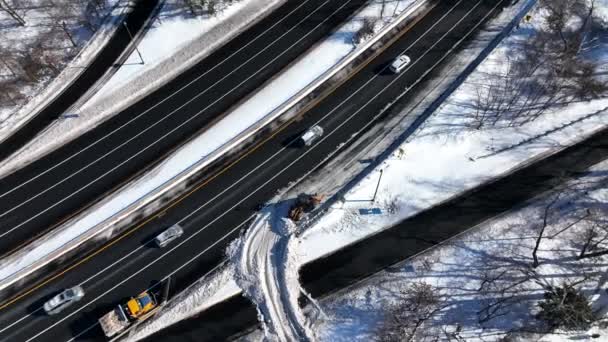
230;207;310;341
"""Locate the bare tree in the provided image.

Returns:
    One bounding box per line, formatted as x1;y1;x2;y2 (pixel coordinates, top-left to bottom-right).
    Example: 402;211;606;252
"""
61;21;77;48
538;282;594;330
477;268;531;324
532;192;562;268
183;0;199;15
353;17;377;45
376;282;447;341
469;0;606;129
0;0;26;26
578;209;608;259
0;55;17;77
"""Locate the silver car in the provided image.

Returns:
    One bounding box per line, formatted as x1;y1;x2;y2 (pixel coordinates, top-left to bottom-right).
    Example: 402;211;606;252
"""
43;286;85;315
300;125;324;147
389;54;411;73
154;224;184;248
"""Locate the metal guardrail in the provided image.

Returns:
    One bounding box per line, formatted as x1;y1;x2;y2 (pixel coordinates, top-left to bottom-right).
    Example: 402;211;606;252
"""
0;0;431;298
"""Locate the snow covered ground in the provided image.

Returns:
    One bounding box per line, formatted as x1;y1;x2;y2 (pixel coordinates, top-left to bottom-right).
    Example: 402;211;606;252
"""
298;0;608;263
0;0;121;143
228;205;311;342
0;0;283;286
311;159;608;342
126;0;608;340
0;0;422;291
0;0;285;177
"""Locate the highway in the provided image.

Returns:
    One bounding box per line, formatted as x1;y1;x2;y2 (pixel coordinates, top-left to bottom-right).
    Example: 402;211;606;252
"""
0;0;369;257
0;0;509;341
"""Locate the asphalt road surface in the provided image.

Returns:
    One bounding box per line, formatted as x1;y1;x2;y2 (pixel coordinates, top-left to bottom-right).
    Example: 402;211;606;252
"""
146;94;608;342
0;0;509;341
0;0;370;257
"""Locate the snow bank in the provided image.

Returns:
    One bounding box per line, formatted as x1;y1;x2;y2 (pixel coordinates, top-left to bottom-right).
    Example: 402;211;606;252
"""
126;264;241;341
228;205;311;342
0;0;285;177
0;0;285;286
312;159;608;341
0;0;123;144
299;2;608;263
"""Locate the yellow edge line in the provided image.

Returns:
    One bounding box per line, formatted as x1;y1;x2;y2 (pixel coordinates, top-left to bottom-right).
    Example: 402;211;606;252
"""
0;2;436;311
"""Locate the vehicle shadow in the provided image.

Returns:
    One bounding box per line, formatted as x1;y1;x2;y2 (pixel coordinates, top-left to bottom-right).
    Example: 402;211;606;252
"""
68;301;122;341
374;61;393;76
281;130;306;149
26;291;59;317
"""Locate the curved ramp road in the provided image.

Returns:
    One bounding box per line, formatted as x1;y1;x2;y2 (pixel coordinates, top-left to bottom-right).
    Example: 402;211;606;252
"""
0;0;159;161
0;0;508;341
0;0;369;257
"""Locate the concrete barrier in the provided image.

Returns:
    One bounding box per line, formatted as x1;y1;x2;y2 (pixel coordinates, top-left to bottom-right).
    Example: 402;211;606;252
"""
0;0;433;302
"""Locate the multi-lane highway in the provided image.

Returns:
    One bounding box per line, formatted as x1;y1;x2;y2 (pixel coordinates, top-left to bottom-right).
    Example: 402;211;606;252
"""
0;0;369;257
0;0;509;341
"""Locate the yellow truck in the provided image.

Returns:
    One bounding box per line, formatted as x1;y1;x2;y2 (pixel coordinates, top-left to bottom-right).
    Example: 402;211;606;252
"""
99;291;158;338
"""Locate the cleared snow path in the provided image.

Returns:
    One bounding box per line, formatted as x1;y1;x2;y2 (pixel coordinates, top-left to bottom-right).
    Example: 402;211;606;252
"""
229;207;311;342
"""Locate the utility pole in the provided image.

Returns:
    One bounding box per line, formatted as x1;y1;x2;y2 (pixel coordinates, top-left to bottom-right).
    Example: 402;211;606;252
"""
123;22;144;65
372;169;384;203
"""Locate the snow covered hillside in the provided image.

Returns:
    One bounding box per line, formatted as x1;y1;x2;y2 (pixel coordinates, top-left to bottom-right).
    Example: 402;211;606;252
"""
0;0;120;140
0;0;284;177
312;159;608;342
126;0;608;340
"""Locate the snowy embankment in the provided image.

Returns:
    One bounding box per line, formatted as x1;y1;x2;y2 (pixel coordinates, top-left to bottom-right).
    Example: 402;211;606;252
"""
299;0;608;263
0;0;285;177
228;207;311;342
122;0;421;339
0;0;290;290
131;0;608;340
0;0;123;144
312;160;608;342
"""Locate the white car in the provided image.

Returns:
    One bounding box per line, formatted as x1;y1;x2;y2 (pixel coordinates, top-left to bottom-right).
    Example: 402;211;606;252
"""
300;125;324;146
43;286;85;315
389;54;411;73
154;224;184;248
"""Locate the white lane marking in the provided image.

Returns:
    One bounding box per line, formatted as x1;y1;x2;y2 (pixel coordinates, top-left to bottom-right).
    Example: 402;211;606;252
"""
65;260;228;342
33;2;501;340
177;0;483;226
0;0;317;200
1;0;470;334
64;320;98;342
175;0;470;222
29;216;251;342
0;0;355;239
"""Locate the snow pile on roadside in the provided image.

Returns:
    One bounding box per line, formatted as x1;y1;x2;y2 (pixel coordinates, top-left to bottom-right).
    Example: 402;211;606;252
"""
228;205;312;341
0;0;286;285
124;263;241;341
0;0;285;177
312;160;608;341
0;0;122;143
299;0;608;263
0;0;422;292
